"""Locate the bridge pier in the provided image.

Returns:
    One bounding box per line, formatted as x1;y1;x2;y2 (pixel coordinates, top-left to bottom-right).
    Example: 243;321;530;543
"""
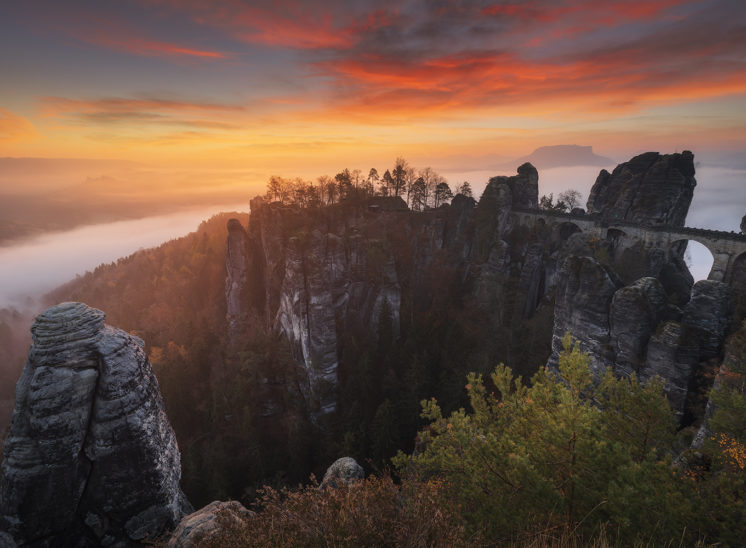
708;252;732;282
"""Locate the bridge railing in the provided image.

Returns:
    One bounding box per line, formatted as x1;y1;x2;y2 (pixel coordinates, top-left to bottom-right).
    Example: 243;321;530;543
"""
512;207;746;242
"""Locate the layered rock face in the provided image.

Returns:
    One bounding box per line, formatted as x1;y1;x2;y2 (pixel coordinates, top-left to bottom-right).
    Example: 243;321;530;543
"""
587;151;696;226
550;259;731;419
247;198;403;416
0;302;191;546
244;191;481;417
487;162;539;210
232;151;737;426
225;218;251;335
549;256;621;376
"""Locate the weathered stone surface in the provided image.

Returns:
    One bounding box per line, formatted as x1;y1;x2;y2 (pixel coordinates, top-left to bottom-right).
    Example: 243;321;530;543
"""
0;302;191;546
641;321;701;420
487;162;539;210
519;244;545;319
321;457;364;489
587;151;696;226
549;256;622;376
682;280;730;360
609;277;669;376
234;153;735;431
225;218;250;335
249;199;403;417
741;214;746;235
168;501;251;548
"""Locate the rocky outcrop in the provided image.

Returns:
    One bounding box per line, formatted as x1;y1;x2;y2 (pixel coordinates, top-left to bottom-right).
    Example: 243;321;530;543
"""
741;214;746;235
693;325;746;448
609;277;671;377
638;281;729;420
554;274;731;421
641;321;701;419
549;256;622;376
248;200;404;417
230;151;735;431
587;151;696;226
487;162;539;210
225;218;250;335
682;281;730;359
321;457;365;489
0;302;191;546
168;501;250;547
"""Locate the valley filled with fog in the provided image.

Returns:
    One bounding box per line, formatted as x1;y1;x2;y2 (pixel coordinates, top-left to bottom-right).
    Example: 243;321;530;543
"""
2;165;742;313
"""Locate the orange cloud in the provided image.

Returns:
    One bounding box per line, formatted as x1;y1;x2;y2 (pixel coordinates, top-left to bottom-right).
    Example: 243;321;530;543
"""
0;109;38;143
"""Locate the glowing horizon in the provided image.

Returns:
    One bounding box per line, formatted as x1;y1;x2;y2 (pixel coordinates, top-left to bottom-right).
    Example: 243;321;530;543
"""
2;0;745;185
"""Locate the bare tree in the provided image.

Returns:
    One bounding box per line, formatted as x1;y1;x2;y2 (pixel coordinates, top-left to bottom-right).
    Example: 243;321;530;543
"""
456;181;473;198
558;189;582;210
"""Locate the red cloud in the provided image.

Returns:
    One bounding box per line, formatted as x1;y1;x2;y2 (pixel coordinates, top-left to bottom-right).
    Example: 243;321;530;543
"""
309;39;746;125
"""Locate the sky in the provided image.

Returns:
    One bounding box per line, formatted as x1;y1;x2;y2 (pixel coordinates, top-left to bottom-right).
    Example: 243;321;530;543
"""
2;0;746;188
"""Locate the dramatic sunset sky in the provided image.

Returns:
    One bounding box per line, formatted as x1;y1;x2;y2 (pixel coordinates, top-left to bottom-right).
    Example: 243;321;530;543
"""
2;0;746;187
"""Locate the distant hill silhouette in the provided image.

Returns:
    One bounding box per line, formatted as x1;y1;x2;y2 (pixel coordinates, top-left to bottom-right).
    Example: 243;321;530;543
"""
499;145;614;170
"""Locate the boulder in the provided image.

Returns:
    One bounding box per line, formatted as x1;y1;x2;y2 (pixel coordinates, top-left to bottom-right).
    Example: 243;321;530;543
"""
0;302;191;545
321;457;364;489
168;501;251;547
587;151;696;226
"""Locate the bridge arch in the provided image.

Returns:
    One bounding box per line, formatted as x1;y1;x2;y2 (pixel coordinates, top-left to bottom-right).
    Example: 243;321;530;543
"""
556;221;582;241
669;238;715;282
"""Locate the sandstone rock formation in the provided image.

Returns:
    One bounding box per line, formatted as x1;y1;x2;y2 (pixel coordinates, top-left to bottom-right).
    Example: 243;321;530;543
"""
682;281;731;360
230;151;738;430
549;256;622;376
0;302;191;546
487;162;539;210
321;457;365;489
641;321;700;418
225;218;250;335
168;501;251;547
587;151;696;226
609;277;670;377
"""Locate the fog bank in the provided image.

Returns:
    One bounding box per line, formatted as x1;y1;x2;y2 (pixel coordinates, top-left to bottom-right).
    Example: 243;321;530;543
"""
0;204;246;309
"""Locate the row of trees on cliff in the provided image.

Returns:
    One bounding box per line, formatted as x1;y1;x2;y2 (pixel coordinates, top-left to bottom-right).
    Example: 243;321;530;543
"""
264;157;473;211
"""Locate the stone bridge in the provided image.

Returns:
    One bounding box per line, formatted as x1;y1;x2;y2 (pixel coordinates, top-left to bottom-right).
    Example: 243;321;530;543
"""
512;208;746;283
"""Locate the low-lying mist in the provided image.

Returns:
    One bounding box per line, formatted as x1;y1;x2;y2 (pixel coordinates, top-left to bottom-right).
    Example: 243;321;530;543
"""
446;164;744;282
0;204;247;310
